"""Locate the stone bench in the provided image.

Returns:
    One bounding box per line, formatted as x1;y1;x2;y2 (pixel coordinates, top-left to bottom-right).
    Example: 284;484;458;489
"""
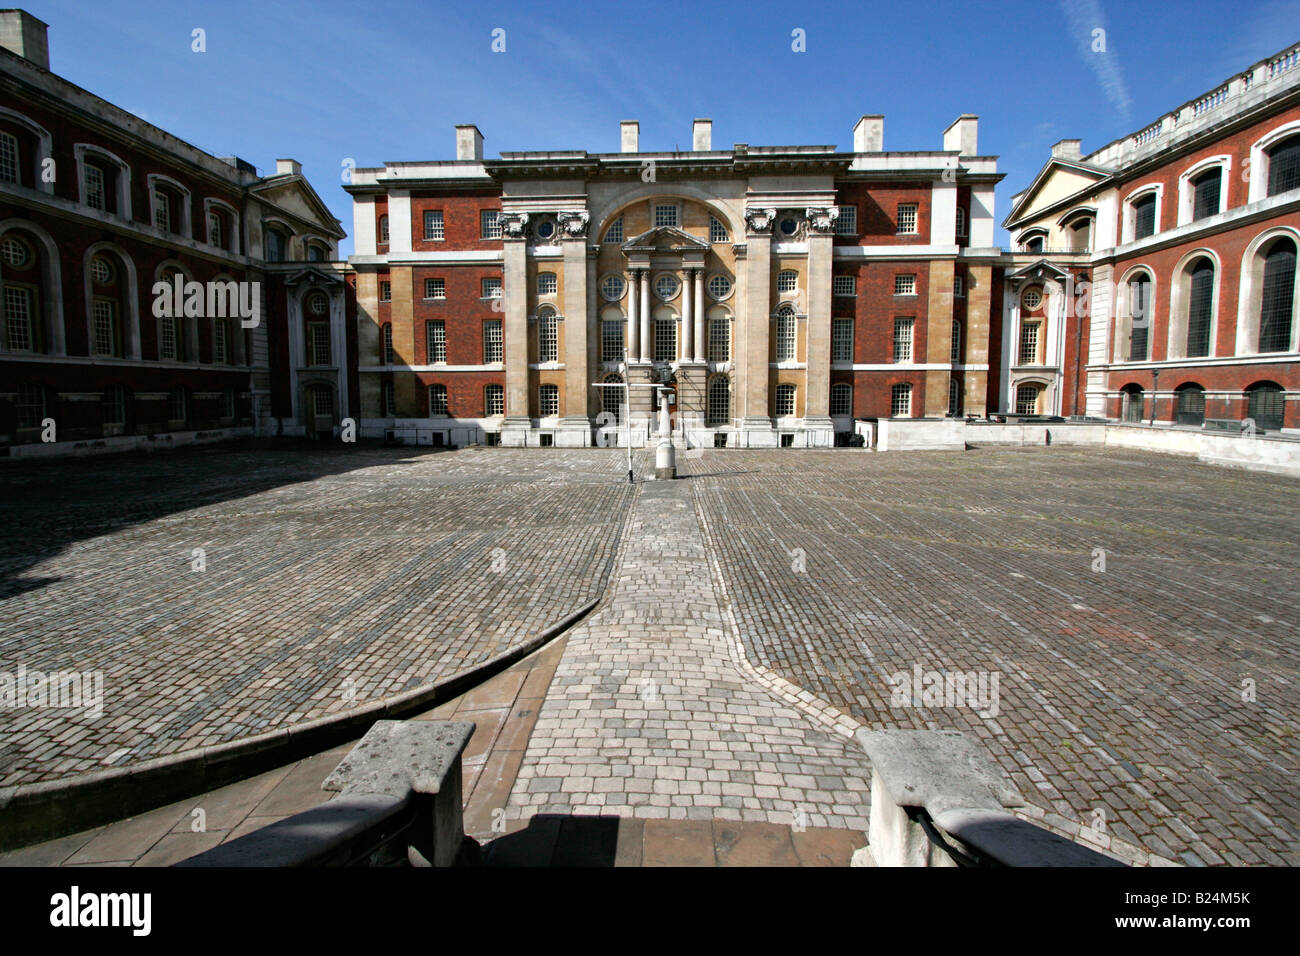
855;729;1124;867
177;720;475;867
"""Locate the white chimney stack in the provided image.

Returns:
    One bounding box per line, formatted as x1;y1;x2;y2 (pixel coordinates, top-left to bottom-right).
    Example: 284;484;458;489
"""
275;159;302;176
852;115;883;152
456;125;484;161
621;121;639;153
943;114;979;156
0;10;49;70
693;118;712;151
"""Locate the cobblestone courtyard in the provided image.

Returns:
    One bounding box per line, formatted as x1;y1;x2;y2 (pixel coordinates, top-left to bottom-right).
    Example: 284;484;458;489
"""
1;441;1297;866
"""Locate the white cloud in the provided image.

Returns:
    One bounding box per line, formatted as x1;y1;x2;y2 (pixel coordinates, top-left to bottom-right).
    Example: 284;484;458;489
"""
1058;0;1133;123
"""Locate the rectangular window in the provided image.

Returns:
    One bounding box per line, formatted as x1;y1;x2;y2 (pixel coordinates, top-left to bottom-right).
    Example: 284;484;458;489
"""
222;388;235;419
425;278;445;299
954;274;965;297
654;320;677;362
537;272;558;295
481;210;501;239
891;384;912;417
1187;269;1214;358
538;316;558;363
894;274;916;296
833;275;856;296
310;322;331;366
539;384;559;416
832;318;854;362
313;388;332;416
426;320;446;363
168;388;186;422
0;131;18;184
951;320;962;364
85;164;106;211
207;211;223;248
1133;194;1157;240
154;191;171;232
3;286;33;351
830;385;852;416
955;207;967;237
709;319;730;363
774;385;796;417
897;204;918;235
485;384;504;416
602;319;624;363
424;210;444;240
1019;322;1040;365
380;281;391;302
382;324;394;364
482;277;502;299
160;316;178;360
893;317;913;363
835;206;857;235
777;271;798;293
484;319;503;363
213;320;228;364
103;386;125;425
775;314;796;362
429;385;448;416
383;382;396;416
654;204;678;228
93;299;117;356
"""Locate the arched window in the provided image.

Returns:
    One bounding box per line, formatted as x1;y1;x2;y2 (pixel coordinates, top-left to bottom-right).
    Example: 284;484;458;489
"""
1190;167;1222;221
775;304;796;361
1019;230;1046;253
1121;384;1145;422
1063;213;1092;252
774;383;796;417
1259;237;1296;353
948;378;962;417
602;373;623;424
1266;135;1300;196
1186;259;1215;357
2;232;41;352
1015;383;1042;415
306;241;327;262
264;225;288;262
428;384;448;417
1175;383;1206;426
950;318;962;364
1127;272;1152;361
830;382;853;417
603;217;623;244
537;306;558;363
538;383;559;417
484;383;504;417
1245;381;1285;431
708;311;730;362
706;376;730;427
90;252;126;358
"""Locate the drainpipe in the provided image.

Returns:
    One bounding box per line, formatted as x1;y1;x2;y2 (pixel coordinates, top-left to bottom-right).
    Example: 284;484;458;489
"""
1149;368;1159;425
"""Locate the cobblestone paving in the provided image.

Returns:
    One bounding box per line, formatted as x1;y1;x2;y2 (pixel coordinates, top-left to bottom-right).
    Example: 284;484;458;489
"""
508;478;873;830
687;446;1300;866
0;442;634;786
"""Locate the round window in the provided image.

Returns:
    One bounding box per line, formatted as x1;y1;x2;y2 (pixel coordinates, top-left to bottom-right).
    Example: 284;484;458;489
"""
1022;288;1043;311
707;274;733;300
91;256;113;284
536;220;555;239
600;275;626;302
780;217;798;236
654;275;680;301
309;291;329;314
1;235;31;268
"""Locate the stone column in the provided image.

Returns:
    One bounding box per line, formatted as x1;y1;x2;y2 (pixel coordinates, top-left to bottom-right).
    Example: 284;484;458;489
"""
639;269;651;362
804;220;833;429
681;269;693;361
500;219;531;446
694;269;706;362
627;268;639;360
740;208;775;444
561;230;591;445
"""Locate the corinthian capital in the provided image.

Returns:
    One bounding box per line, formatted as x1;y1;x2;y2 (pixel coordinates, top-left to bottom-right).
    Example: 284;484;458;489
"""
557;210;590;238
500;212;530;239
744;207;777;234
806;206;840;234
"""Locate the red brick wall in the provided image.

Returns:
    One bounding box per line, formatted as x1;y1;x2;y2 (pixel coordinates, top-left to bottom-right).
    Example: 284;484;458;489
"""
834;182;932;246
410;190;502;251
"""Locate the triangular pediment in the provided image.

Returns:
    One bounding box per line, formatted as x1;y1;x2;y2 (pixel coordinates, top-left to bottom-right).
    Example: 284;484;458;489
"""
1006;259;1072;283
621;225;710;253
283;267;344;286
1003;158;1111;230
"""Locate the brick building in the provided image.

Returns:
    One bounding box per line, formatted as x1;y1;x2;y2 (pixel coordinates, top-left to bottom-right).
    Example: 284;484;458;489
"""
1001;41;1300;433
0;10;348;454
345;115;1004;447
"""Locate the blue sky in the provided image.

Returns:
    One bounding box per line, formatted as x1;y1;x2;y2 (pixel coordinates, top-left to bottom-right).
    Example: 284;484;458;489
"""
23;0;1300;255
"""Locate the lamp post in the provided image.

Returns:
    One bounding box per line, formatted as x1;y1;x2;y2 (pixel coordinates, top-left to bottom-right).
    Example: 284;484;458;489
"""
1150;368;1159;426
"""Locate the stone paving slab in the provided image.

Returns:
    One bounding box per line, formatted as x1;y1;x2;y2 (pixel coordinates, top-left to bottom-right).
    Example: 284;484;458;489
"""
0;442;632;787
506;477;874;832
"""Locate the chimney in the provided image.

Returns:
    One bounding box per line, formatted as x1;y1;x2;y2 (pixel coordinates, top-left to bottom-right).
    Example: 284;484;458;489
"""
621;120;639;153
693;118;712;151
1051;138;1082;160
456;124;484;161
852;115;883;152
943;114;979;156
275;158;302;176
0;10;49;70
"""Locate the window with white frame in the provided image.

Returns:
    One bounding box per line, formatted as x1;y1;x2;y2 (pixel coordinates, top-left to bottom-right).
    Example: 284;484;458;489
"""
382;323;394;363
706;376;730;426
424;210;444;240
1021;287;1042;311
710;216;729;243
482;277;502;299
951;319;962;364
707;274;732;300
955;206;967;237
159;315;180;361
833;275;855;296
1019;322;1040;365
954;274;965;297
949;378;962;416
84;163;106;211
382;381;396;416
537;308;558;362
1015;383;1041;415
485;383;504;416
168;387;187;422
103;384;126;425
310;323;331;366
897;204;918;234
604;217;624;244
90;256;112;284
481;210;501;239
654;317;677;361
153;190;172;232
1132;193;1157;240
539;383;559;416
4;285;34;351
214;319;229;364
1191;168;1222;221
427;320;446;363
602;318;624;362
92;299;118;356
775;305;797;361
832;318;854;362
1259;238;1296;353
835;205;857;235
708;317;730;362
891;383;912;417
1267;136;1300;196
774;383;796;417
380;281;391;301
655;274;679;300
601;275;626;301
894;274;916;295
538;272;558;295
313;387;332;417
378;215;389;243
0;131;17;184
654;204;678;228
207;211;223;248
777;271;798;293
830;382;852;416
429;384;448;416
425;278;445;299
1186;258;1214;358
484;319;503;363
1128;275;1151;361
893;317;913;363
16;383;44;428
